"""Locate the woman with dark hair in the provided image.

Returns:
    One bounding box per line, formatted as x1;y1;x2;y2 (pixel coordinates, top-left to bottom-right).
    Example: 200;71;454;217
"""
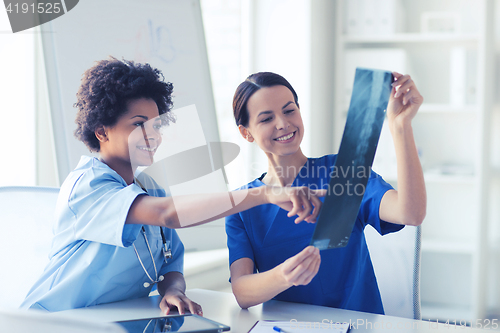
225;71;426;313
21;60;325;314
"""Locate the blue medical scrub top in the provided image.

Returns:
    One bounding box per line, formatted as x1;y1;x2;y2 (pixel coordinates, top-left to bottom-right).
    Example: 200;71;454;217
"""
21;156;184;312
225;154;403;314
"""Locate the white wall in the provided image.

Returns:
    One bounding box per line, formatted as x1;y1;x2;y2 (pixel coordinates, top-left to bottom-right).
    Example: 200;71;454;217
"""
246;0;312;179
0;11;36;186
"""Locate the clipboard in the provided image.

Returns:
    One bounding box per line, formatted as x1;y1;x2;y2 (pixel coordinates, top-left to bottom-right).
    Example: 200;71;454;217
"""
310;68;393;250
247;320;350;333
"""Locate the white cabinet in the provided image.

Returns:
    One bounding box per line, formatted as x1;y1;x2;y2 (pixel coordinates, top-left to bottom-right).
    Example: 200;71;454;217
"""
332;0;495;323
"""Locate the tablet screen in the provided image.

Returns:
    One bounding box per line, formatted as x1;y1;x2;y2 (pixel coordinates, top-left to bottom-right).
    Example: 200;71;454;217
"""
115;314;230;333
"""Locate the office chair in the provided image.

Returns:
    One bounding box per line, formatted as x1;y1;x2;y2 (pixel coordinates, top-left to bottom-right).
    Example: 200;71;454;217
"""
0;186;60;309
364;224;422;319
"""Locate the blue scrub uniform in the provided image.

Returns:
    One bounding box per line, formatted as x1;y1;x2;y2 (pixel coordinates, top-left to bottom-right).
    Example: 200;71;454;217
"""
225;154;403;314
21;156;184;312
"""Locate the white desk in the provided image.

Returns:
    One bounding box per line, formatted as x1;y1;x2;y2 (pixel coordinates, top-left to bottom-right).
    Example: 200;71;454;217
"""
53;289;487;332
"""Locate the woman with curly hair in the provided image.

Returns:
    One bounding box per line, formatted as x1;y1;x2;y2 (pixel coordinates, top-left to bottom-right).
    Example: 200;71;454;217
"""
21;58;324;314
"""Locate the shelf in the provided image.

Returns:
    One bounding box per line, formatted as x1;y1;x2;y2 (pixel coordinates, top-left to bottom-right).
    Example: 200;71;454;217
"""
342;103;477;115
342;33;480;45
423;173;476;184
383;173;476;185
421;240;475;255
336;0;493;321
418;104;477;114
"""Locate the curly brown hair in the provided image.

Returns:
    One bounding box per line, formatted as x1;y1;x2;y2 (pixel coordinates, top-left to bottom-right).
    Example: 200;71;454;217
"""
74;57;175;152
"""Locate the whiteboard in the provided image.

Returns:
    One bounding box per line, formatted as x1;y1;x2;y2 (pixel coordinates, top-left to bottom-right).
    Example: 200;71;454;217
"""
41;0;225;251
41;0;219;181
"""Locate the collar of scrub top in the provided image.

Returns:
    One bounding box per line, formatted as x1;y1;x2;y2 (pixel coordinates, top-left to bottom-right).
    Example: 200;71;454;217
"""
133;177;173;288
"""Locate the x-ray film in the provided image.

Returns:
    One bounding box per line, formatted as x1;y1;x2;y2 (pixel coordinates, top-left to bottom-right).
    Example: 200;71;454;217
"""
310;68;393;250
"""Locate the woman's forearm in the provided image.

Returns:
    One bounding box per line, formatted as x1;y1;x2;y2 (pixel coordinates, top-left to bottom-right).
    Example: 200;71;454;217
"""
127;187;269;228
230;247;320;308
162;187;270;228
389;121;426;225
157;271;186;297
231;266;290;309
129;185;323;228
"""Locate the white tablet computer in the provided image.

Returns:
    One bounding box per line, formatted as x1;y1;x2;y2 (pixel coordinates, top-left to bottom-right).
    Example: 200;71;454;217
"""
115;314;230;333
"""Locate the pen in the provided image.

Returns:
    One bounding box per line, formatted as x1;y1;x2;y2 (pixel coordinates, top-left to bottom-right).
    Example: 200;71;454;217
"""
273;326;288;333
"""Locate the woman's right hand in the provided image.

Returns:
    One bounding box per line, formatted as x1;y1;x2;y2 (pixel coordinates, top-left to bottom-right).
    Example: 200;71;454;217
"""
265;186;326;223
229;246;321;309
278;246;321;287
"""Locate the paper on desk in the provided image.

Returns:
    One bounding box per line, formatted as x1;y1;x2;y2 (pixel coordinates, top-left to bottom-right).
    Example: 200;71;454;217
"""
249;320;349;333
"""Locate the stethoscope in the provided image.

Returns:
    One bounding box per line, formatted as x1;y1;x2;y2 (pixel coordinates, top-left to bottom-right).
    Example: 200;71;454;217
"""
132;227;172;288
133;179;172;288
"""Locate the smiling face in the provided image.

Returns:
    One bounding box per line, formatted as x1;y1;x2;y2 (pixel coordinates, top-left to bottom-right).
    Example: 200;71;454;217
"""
241;85;304;158
98;98;162;174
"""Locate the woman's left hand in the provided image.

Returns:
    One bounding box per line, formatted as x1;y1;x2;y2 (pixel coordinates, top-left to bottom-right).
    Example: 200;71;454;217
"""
387;72;423;128
266;186;326;224
159;287;203;316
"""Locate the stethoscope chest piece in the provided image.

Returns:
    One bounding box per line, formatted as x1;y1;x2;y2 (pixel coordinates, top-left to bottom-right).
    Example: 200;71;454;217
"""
163;241;172;262
143;275;164;288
